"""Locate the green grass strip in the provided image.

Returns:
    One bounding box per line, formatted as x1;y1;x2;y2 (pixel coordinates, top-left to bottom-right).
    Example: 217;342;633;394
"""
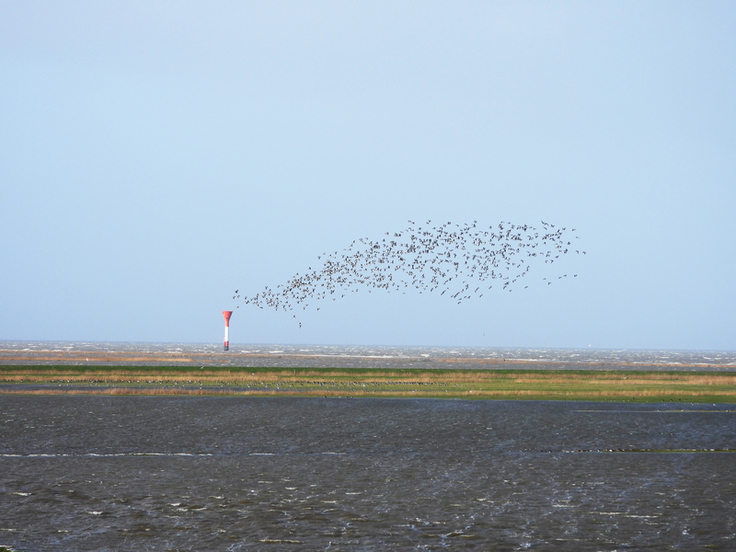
1;365;734;403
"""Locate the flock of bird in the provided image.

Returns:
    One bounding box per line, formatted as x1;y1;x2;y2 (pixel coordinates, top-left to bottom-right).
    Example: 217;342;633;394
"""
234;220;584;319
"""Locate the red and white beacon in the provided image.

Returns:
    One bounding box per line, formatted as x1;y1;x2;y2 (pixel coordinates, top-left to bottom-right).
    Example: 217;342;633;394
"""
222;310;233;351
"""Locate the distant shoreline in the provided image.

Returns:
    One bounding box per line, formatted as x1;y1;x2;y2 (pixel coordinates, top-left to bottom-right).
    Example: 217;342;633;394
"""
1;348;734;371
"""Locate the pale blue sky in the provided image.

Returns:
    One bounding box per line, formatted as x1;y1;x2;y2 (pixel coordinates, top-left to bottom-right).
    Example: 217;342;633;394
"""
1;1;734;350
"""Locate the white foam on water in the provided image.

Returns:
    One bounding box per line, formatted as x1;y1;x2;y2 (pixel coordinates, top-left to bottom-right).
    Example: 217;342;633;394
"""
3;340;735;367
0;452;215;458
593;512;661;518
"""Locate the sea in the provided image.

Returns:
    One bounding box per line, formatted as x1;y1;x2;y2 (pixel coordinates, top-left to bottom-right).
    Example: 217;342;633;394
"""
2;341;736;370
1;342;735;551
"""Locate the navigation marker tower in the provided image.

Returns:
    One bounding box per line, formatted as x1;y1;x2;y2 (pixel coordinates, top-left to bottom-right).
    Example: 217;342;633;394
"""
222;310;233;351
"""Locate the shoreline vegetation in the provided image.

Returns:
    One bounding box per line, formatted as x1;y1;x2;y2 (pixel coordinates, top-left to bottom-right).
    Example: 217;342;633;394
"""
1;365;735;402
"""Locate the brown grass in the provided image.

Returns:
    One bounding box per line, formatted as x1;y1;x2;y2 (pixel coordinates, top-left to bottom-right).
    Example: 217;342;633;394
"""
2;366;734;402
3;368;734;385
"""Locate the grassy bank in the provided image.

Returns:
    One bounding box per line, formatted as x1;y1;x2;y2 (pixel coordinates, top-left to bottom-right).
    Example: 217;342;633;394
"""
1;365;735;402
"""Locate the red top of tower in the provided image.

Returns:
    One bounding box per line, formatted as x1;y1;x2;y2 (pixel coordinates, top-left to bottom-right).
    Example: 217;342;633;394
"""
222;310;233;323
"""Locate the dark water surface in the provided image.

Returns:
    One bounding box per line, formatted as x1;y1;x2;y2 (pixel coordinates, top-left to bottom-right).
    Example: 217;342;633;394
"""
1;396;735;551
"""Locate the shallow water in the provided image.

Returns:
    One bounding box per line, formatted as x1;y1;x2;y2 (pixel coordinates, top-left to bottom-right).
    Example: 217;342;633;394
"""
1;396;734;551
2;341;735;370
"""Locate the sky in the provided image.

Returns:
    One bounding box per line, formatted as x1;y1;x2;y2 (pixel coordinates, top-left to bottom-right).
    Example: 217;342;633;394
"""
1;1;735;350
